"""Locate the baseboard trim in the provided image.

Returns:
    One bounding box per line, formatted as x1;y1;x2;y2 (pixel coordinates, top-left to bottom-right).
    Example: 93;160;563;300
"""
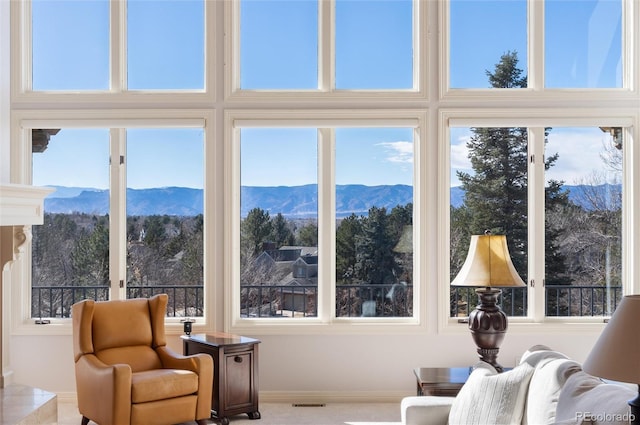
260;390;410;404
57;390;410;405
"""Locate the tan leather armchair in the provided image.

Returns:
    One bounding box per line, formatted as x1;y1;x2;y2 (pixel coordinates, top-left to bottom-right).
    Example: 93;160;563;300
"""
72;294;213;425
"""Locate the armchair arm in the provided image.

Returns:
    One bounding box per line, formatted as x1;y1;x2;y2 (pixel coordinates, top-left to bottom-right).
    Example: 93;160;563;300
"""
156;346;214;421
75;354;132;425
401;396;456;425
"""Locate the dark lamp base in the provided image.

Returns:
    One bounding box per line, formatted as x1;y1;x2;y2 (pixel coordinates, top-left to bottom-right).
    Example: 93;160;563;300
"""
469;287;507;372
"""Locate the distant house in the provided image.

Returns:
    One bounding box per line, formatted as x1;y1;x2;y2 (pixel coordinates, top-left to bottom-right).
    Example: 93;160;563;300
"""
246;246;318;316
281;253;318;315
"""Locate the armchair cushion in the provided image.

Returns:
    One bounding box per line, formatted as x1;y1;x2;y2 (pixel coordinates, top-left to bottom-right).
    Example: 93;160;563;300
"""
448;361;535;425
131;369;199;403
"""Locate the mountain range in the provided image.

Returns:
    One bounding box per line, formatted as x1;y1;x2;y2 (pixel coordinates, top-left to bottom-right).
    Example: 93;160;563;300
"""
43;184;620;217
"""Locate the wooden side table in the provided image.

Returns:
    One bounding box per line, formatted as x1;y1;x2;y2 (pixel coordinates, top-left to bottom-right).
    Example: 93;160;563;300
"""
183;333;261;425
413;367;471;396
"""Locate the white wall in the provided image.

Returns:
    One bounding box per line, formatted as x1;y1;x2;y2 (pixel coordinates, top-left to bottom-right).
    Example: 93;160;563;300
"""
8;323;601;401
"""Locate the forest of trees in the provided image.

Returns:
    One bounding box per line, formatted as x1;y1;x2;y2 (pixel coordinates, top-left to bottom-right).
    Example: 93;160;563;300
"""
31;213;204;318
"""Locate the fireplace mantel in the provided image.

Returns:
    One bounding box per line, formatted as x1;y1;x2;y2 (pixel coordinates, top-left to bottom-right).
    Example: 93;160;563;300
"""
0;183;52;226
0;183;52;388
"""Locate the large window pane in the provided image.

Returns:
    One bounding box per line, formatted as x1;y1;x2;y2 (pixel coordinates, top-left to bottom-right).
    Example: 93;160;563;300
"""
450;127;529;317
240;0;318;89
449;0;527;89
127;0;205;90
545;0;622;88
335;0;413;89
544;127;622;316
240;128;318;317
32;0;109;90
31;129;110;318
126;129;204;317
335;128;414;317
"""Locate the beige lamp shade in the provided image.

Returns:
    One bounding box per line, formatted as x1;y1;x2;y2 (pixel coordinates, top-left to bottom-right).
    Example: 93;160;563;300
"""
583;295;640;385
451;234;525;287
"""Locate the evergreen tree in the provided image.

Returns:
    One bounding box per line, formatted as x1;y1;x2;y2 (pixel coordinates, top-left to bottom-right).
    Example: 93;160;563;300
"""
335;214;363;284
143;215;167;252
70;218;109;286
241;208;272;259
297;222;318;247
455;51;571;288
355;206;398;284
270;213;294;248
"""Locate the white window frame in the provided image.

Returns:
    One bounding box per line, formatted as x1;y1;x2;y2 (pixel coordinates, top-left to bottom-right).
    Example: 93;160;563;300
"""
11;0;216;106
9;110;216;336
440;0;638;99
438;110;640;336
224;0;428;102
225;109;429;335
4;0;639;338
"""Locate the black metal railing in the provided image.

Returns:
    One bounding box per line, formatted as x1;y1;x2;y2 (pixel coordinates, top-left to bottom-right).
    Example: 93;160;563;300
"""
240;283;414;318
449;285;622;318
31;285;204;319
31;283;622;320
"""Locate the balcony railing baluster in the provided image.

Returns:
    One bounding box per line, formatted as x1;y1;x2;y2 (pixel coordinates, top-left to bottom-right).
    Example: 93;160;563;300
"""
31;283;621;319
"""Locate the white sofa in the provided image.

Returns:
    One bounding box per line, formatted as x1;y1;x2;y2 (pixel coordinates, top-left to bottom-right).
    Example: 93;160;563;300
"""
401;345;636;425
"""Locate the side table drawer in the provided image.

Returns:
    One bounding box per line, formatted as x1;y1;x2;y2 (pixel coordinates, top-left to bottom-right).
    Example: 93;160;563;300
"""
224;350;256;411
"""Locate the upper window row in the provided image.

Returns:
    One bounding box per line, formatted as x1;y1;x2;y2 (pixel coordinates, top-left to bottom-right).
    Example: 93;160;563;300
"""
29;0;624;92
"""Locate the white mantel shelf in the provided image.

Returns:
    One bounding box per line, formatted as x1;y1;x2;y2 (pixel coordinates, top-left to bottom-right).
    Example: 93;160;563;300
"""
0;184;53;226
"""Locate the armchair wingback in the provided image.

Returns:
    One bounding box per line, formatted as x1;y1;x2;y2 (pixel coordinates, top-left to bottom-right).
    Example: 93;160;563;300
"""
72;294;213;425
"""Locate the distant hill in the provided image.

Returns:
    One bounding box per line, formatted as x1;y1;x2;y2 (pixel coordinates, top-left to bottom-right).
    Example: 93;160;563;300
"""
43;183;620;217
45;187;204;216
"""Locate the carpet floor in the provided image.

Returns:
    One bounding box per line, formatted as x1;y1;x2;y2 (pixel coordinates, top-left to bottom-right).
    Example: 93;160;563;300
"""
57;401;402;425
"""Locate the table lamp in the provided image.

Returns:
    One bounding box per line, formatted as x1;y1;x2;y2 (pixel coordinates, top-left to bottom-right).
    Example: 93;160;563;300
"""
583;295;640;424
451;232;526;372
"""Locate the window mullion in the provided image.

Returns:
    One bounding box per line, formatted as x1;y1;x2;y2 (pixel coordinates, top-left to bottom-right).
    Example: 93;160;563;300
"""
109;129;126;299
528;0;544;90
318;127;334;321
111;0;124;92
528;127;546;320
318;0;334;91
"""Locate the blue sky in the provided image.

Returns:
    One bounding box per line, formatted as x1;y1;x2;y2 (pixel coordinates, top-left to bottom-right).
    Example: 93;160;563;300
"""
30;0;622;190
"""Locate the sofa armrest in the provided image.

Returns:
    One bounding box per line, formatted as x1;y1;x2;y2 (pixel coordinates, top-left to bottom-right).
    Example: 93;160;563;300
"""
401;396;456;425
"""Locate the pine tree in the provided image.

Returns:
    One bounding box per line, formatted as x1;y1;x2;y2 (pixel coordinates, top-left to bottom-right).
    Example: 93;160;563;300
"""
355;206;398;285
270;213;294;248
455;51;571;291
335;214;363;284
241;208;272;259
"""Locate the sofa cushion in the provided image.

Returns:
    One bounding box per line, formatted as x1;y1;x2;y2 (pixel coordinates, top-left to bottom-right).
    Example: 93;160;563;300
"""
131;369;199;404
448;361;535;425
519;346;568;366
555;370;635;425
522;357;581;424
